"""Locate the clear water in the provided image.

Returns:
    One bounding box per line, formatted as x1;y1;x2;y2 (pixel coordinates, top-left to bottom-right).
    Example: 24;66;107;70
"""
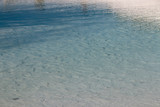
0;0;160;107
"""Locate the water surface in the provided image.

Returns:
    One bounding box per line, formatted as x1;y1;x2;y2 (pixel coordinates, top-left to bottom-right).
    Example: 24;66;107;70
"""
0;0;160;107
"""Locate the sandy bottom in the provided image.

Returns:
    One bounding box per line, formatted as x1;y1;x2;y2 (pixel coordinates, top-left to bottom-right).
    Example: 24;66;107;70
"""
1;13;160;107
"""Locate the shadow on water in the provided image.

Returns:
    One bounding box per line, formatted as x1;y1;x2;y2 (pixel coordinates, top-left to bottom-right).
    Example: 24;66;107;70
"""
3;0;45;10
0;0;114;50
81;0;88;15
0;0;99;28
0;0;113;28
35;0;45;10
0;27;71;50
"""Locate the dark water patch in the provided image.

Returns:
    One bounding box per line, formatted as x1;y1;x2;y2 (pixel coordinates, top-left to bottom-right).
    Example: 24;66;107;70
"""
0;4;113;28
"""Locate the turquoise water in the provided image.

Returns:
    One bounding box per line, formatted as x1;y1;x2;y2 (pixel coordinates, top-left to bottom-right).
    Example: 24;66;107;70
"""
0;1;160;107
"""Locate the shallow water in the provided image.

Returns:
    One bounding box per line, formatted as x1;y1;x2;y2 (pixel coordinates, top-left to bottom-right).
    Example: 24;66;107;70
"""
0;0;160;107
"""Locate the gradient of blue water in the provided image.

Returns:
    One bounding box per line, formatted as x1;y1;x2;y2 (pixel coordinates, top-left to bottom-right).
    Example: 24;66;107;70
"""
0;4;114;48
0;2;160;107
